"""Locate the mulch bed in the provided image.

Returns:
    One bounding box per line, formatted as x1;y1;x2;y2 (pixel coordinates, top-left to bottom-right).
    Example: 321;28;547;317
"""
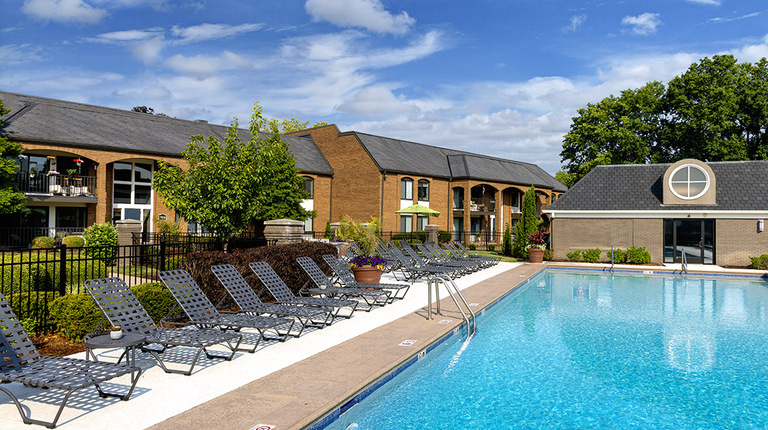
32;333;86;357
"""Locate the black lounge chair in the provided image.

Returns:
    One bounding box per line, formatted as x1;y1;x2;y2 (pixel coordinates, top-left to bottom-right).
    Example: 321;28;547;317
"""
450;242;500;265
249;261;359;321
296;256;390;310
84;277;242;376
210;264;333;337
399;243;466;278
322;254;411;300
158;270;295;352
0;291;142;428
387;244;457;281
416;243;480;272
431;242;491;268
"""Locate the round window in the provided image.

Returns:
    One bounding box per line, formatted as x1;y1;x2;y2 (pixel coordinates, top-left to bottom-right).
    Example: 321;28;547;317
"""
669;164;710;199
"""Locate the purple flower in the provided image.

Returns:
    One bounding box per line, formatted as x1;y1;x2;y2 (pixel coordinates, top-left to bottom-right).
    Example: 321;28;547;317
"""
349;255;387;269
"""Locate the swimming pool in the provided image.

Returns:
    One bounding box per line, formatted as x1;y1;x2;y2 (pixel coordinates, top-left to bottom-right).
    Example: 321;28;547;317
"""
321;269;768;429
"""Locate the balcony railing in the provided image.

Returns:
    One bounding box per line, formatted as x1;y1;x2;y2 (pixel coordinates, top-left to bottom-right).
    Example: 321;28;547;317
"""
453;197;496;212
16;174;97;197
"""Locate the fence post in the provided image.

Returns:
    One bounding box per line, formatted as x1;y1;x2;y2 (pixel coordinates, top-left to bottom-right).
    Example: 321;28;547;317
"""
58;244;67;296
159;238;167;272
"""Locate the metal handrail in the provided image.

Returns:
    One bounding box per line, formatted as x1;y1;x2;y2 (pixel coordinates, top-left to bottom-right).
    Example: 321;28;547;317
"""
426;274;476;335
681;250;688;275
610;246;615;273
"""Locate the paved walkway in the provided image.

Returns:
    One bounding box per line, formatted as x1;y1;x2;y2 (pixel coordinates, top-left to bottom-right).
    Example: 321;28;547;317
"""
0;262;537;430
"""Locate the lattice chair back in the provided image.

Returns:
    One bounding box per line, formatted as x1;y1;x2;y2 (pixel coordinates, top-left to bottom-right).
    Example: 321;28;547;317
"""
0;293;41;373
322;254;357;285
84;277;160;336
210;264;264;311
248;262;296;303
296;257;332;287
159;270;220;321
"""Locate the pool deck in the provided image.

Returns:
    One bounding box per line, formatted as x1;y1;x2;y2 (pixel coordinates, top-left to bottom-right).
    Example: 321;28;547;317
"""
2;261;764;430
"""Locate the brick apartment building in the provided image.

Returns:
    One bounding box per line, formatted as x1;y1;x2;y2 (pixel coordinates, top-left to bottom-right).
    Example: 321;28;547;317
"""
545;158;768;266
1;91;565;246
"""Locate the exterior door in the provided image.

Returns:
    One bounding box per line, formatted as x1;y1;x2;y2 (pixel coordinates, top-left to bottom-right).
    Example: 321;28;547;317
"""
666;219;715;264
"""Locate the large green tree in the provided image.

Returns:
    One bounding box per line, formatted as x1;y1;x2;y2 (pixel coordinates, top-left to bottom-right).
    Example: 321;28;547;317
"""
0;98;26;215
512;186;539;258
153;103;313;236
560;55;768;187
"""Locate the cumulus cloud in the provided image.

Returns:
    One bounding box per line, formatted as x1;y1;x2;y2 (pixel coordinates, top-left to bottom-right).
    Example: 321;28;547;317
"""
622;13;661;35
164;52;253;79
22;0;107;24
337;86;416;118
170;23;264;43
305;0;415;35
563;15;586;33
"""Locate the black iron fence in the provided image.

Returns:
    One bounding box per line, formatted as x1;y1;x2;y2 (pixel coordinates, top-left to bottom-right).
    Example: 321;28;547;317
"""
0;227;85;250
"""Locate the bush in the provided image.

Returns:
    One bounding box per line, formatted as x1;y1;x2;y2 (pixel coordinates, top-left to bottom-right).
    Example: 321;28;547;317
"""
543;249;554;261
132;282;176;323
182;241;337;305
62;236;85;248
566;250;582;261
502;225;513;256
583;248;602;263
49;294;102;342
84;223;119;265
606;248;627;264
7;291;58;335
749;254;768;270
31;236;54;249
323;221;333;240
391;231;452;244
0;253;107;295
626;246;651;264
487;244;496;252
468;244;477;251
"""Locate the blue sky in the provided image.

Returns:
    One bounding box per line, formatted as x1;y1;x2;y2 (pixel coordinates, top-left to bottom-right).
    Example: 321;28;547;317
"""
2;0;767;174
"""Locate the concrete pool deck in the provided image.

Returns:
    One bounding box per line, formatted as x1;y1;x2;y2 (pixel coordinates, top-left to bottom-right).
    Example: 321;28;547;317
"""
2;261;764;430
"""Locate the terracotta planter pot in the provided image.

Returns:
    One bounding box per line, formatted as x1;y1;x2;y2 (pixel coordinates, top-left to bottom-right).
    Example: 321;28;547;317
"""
528;248;545;263
352;265;382;283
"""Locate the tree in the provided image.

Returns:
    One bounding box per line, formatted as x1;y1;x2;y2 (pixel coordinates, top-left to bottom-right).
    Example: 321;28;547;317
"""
502;224;513;256
513;186;539;258
560;55;768;186
0;98;26;215
131;106;168;117
153;103;313;237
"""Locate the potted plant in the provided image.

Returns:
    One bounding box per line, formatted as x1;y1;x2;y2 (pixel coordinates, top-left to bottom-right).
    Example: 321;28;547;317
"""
527;232;547;263
110;325;123;340
338;215;386;283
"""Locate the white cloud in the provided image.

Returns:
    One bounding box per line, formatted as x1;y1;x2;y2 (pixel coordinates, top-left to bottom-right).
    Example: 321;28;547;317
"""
622;13;661;35
0;44;43;66
337;86;416;118
708;12;760;24
95;29;162;42
131;37;165;64
563;15;586;33
170;23;264;43
164;52;253;79
305;0;415;35
22;0;107;24
685;0;720;5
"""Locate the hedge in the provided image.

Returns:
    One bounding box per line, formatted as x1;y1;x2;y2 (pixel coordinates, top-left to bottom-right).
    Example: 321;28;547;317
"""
1;253;108;296
749;254;768;270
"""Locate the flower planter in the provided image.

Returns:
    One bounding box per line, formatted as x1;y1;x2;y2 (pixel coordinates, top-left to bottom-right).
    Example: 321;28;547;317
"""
352;265;382;283
528;248;545;264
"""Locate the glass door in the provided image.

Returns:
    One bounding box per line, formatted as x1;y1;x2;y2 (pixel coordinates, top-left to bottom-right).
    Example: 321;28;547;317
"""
665;219;715;264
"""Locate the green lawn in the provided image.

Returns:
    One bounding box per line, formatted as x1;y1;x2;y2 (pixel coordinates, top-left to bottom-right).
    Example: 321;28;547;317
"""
472;250;519;263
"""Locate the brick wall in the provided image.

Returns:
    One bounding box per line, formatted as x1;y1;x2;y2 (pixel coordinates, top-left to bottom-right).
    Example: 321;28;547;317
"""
551;218;663;262
715;219;768;266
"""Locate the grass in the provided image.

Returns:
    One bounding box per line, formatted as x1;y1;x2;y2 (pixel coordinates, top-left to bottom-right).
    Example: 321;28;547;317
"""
473;250;519;263
111;265;158;277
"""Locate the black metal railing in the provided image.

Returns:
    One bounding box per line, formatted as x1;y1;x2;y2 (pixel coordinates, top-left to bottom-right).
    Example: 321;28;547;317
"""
0;227;85;250
452;197;496;212
15;173;97;197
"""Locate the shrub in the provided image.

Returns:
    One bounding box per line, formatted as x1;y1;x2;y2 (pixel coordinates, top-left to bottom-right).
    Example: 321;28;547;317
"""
487;244;496;252
543;249;554;261
49;294;102;342
182;241;337;305
165;255;185;270
502;225;513;256
7;291;58;335
62;236;85;248
606;248;627;264
0;253;107;295
566;250;582;261
582;248;602;263
323;221;333;240
626;246;651;264
132;282;176;323
392;232;426;243
84;223;118;265
31;236;54;249
749;254;768;270
156;219;181;241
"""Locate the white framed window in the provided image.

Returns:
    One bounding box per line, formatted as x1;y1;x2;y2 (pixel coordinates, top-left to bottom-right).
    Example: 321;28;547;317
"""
417;180;429;201
417;214;429;231
301;176;314;198
401;178;413;200
669;164;710;200
400;215;413;232
113;161;153;232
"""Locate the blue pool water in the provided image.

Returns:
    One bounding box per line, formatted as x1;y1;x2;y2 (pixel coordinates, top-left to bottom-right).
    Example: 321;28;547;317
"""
323;270;768;429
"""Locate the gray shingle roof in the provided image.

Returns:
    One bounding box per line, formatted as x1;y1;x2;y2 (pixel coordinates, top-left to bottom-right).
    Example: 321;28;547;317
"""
0;91;333;175
547;161;768;211
350;132;567;192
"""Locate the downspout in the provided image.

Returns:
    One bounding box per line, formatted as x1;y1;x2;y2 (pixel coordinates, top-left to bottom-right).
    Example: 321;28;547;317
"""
380;171;386;223
329;175;334;222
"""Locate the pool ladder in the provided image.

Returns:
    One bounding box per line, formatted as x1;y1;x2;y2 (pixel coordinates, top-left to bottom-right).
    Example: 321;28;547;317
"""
426;274;477;335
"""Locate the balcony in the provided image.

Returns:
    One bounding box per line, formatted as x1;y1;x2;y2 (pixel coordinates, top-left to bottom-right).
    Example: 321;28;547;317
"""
453;197;496;213
17;173;97;201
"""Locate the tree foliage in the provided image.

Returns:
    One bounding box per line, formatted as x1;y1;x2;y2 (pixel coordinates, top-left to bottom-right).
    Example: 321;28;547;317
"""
153;103;313;236
513;186;539;258
560;55;768;187
0;98;26;215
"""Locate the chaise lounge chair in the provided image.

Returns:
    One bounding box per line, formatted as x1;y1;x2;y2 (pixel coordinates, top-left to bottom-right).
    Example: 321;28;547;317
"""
0;291;142;428
249;261;359;321
159;270;295;352
84;277;242;376
322;254;411;300
210;264;333;337
296;256;390;310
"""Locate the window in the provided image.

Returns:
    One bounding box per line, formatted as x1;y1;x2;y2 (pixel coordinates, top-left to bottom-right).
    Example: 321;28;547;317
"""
453;188;464;209
301;177;314;198
401;178;413;200
669;164;709;199
400;215;413;232
417;180;429;201
417;214;429;231
56;207;86;228
113;161;153;232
